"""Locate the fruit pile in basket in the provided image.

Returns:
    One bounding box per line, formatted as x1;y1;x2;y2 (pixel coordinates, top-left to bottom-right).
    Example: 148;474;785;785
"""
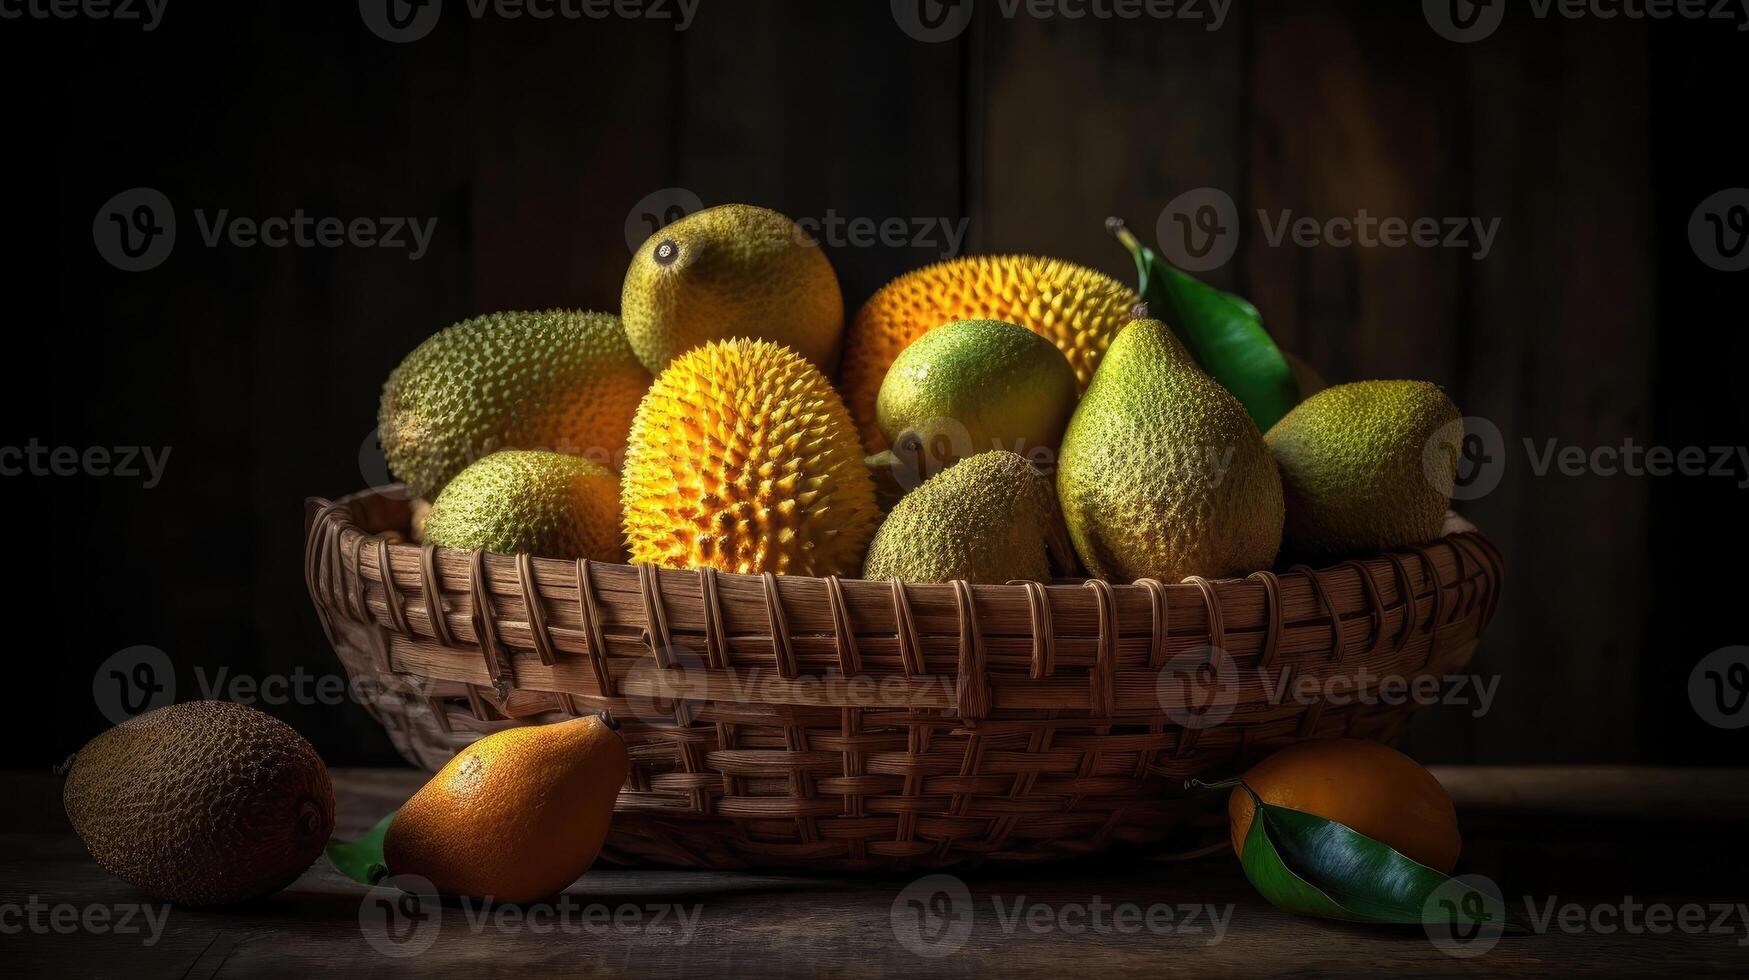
378;204;1465;584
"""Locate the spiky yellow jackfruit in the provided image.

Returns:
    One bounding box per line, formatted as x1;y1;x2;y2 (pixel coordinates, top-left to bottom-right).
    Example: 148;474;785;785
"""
840;256;1140;450
620;339;880;576
379;310;650;500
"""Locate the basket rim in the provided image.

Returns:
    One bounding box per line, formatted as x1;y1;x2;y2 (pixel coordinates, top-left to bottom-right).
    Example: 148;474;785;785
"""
306;483;1503;600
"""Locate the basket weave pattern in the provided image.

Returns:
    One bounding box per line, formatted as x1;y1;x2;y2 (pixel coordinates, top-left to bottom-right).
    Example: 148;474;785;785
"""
306;488;1503;870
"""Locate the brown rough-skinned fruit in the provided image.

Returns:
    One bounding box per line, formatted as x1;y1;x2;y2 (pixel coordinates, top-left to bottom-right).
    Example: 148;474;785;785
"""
62;701;334;906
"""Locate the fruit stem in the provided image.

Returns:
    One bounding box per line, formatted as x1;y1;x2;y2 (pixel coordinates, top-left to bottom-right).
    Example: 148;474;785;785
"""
1105;216;1143;253
596;710;621;732
1183;776;1244;793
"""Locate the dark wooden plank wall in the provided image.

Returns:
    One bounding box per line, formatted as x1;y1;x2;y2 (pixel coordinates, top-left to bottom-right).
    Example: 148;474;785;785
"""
6;1;1741;768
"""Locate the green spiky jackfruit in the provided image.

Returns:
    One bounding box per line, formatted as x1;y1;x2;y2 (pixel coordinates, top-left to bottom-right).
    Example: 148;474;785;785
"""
423;450;624;561
863;451;1074;584
378;310;650;500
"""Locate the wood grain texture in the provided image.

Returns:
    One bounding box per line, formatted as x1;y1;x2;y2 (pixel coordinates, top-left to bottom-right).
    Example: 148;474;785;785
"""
1457;17;1653;763
4;769;1747;977
977;6;1248;289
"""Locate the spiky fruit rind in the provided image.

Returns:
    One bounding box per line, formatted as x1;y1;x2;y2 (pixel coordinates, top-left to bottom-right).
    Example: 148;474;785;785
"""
1264;380;1460;559
63;701;335;906
864;451;1070;585
621;339;880;576
379;309;650;500
1057;319;1284;583
424;450;625;561
842;255;1140;450
876;319;1078;466
621;204;844;374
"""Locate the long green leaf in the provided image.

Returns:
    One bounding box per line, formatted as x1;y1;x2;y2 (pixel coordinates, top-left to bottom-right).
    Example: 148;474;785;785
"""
326;810;396;886
1239;792;1512;932
1110;218;1299;432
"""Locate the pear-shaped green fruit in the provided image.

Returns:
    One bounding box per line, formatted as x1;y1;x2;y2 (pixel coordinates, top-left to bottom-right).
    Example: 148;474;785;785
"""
1264;380;1460;558
1056;319;1283;582
424;450;624;561
876;319;1077;473
863;451;1075;584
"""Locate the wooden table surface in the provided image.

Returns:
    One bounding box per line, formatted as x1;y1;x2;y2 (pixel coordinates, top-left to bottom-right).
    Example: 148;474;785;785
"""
5;767;1747;978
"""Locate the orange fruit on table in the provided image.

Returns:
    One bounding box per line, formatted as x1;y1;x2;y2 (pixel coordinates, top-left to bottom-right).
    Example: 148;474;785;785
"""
1228;738;1461;874
384;714;629;903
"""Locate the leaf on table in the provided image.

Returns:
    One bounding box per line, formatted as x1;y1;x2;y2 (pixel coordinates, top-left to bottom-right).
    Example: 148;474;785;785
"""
1239;790;1515;932
326;810;396;886
1109;217;1300;432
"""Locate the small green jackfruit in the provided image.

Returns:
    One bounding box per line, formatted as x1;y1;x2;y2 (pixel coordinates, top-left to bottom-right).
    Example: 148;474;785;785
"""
423;450;624;561
379;310;650;500
863;451;1074;584
1056;319;1284;582
1264;380;1461;558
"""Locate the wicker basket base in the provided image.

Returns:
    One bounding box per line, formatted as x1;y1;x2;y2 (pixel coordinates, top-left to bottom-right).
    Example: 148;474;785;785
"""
307;488;1500;871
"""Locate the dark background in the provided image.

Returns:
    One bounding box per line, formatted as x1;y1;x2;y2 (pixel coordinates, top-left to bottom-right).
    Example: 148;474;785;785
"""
4;0;1745;769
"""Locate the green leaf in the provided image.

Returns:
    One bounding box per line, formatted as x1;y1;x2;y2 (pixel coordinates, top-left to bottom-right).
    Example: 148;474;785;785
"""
326;810;396;886
1109;218;1299;432
1238;789;1513;932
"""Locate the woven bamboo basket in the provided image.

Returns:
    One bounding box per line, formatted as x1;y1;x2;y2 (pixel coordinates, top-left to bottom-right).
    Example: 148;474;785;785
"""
305;486;1503;871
